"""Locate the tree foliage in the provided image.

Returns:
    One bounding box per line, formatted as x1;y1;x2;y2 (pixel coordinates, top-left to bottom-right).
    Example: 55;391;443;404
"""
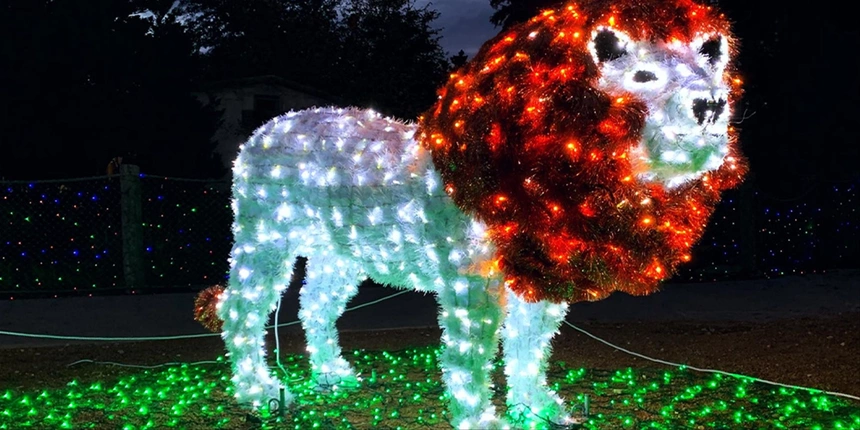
1;0;453;179
450;50;470;70
178;0;344;87
1;0;223;179
488;0;560;29
339;0;450;118
178;0;450;120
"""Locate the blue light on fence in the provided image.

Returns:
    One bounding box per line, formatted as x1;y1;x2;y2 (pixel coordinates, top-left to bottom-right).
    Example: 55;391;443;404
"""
0;176;855;296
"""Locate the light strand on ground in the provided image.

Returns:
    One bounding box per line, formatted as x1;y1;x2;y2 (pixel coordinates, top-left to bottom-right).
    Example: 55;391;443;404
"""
1;348;856;429
2;292;856;403
60;319;860;403
66;359;222;369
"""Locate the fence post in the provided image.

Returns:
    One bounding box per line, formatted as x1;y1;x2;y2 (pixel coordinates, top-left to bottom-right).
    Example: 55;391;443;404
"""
120;164;146;289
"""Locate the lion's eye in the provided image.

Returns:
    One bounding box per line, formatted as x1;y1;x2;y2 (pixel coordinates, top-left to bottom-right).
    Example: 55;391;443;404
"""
593;29;627;62
699;36;723;66
632;70;658;83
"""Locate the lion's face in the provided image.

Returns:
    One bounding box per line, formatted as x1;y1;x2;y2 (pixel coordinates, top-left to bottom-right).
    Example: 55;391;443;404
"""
418;0;746;304
589;27;732;188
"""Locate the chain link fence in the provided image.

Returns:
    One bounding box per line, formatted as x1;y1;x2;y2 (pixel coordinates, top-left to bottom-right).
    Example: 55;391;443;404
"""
755;181;858;274
0;177;124;296
140;175;232;289
675;180;859;282
675;187;750;282
1;168;857;297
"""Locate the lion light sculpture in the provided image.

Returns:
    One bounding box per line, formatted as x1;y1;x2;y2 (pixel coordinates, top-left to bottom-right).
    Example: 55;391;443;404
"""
216;0;746;428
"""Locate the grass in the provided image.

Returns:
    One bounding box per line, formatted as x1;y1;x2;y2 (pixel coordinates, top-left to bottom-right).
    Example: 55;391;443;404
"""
1;345;858;429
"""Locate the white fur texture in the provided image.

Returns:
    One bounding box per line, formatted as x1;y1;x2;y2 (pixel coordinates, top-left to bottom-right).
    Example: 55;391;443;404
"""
589;28;733;188
218;107;570;428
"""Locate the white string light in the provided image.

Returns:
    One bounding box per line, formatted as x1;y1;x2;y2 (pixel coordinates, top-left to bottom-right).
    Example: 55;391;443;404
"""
219;11;741;427
590;27;734;188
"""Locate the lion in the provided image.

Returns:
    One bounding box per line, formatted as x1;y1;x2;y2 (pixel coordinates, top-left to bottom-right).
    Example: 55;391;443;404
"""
216;0;746;428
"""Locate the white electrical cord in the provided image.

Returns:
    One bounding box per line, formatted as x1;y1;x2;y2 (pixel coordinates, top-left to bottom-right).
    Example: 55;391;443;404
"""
562;320;860;401
3;289;854;402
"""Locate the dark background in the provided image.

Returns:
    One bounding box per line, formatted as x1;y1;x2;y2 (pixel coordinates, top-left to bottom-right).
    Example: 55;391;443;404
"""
490;0;859;196
2;0;857;191
0;0;857;295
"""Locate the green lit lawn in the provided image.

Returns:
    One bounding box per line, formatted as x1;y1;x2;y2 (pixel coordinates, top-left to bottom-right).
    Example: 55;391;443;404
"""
1;346;858;429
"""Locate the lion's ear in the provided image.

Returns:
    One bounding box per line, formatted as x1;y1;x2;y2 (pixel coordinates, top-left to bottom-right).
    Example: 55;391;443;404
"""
588;27;630;63
691;33;730;71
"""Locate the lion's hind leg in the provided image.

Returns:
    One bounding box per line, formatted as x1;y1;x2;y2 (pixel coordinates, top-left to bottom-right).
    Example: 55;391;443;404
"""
299;252;364;390
502;290;571;427
218;220;296;409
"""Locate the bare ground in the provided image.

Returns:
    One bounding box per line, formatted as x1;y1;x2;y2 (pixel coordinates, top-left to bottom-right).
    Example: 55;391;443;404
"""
1;311;857;401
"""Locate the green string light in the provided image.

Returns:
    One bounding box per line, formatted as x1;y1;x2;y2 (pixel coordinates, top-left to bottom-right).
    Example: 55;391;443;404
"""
1;348;857;429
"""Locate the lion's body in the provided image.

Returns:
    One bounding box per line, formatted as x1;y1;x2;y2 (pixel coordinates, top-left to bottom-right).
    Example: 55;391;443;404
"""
220;107;564;428
218;1;745;427
230;107;493;290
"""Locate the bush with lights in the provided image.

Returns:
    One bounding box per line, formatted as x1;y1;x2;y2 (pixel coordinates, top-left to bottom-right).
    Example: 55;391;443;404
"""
202;0;747;427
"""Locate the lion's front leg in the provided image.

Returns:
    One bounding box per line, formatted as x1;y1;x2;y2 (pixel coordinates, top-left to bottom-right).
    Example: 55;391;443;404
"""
502;288;571;427
436;275;506;429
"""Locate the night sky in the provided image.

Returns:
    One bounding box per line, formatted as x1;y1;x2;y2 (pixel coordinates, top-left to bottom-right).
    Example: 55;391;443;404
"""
415;0;499;56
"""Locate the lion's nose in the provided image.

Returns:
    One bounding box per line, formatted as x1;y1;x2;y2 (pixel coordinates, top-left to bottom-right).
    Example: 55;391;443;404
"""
692;98;726;125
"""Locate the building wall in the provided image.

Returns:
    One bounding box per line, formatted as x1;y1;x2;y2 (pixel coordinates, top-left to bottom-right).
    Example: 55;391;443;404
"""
195;83;331;176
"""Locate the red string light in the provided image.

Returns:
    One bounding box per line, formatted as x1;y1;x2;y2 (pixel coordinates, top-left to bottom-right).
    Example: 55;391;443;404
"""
194;285;225;332
418;0;747;303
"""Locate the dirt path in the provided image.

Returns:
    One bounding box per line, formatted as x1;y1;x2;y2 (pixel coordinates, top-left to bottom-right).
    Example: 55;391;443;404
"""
1;311;857;400
1;271;858;349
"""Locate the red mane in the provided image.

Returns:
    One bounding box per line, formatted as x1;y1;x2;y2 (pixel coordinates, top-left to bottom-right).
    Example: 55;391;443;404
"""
418;0;747;303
